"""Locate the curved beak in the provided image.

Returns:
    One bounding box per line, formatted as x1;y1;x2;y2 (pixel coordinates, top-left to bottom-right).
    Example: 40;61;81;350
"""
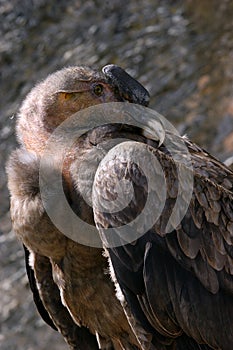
102;64;150;107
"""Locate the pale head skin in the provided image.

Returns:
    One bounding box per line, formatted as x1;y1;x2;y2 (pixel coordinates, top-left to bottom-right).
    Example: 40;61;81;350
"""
16;66;124;154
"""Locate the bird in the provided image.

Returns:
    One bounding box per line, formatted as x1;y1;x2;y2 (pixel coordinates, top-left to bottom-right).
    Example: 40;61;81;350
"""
7;64;233;350
92;114;233;348
6;65;149;350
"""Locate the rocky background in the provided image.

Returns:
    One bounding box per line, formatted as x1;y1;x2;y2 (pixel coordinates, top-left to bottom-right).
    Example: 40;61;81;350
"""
0;0;233;349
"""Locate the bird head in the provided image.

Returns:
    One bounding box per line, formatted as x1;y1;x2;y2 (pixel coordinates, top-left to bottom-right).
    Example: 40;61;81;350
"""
16;66;122;153
16;65;149;155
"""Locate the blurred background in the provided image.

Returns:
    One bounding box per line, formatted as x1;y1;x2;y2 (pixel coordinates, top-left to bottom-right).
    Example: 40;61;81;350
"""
0;0;233;349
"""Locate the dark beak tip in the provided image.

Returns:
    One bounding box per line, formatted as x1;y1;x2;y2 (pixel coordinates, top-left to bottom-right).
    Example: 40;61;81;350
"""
102;64;150;107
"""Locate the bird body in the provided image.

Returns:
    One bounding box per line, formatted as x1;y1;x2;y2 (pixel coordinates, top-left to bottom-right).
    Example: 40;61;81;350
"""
7;65;233;350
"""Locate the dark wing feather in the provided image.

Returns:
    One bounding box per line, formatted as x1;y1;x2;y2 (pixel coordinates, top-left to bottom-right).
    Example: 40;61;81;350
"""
24;245;99;349
30;249;99;350
23;244;57;330
93;139;233;350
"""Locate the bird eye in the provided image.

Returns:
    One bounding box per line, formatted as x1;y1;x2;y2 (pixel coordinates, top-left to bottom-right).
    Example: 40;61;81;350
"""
93;84;104;96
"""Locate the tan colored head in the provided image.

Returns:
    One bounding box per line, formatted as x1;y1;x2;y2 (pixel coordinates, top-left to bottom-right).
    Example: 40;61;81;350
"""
16;66;123;154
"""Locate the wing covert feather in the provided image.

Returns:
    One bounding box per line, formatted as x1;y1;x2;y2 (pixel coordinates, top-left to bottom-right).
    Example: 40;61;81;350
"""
93;139;233;349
